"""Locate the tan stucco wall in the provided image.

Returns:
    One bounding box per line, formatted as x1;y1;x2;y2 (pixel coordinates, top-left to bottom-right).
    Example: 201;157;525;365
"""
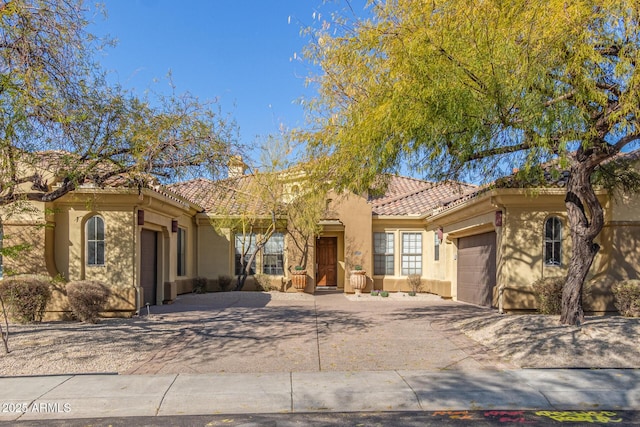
2;188;200;319
52;204;135;287
330;192;373;292
499;207;565;310
2;208;50;276
196;220;234;278
429;189;635;313
372;218;442;293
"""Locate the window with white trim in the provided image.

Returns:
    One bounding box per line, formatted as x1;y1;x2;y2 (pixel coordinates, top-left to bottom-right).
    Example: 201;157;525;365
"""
544;217;562;266
434;232;440;261
86;216;105;266
401;232;422;275
373;232;394;275
263;233;284;275
177;228;186;276
235;233;256;275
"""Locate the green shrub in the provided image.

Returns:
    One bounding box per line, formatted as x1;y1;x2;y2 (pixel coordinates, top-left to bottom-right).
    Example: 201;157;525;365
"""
254;274;279;292
380;291;389;297
612;280;640;317
0;277;52;323
192;277;208;294
407;274;423;293
218;275;232;292
531;277;564;315
66;281;110;323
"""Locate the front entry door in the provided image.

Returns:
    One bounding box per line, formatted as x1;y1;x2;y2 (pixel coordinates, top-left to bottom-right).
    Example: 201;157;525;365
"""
317;237;337;286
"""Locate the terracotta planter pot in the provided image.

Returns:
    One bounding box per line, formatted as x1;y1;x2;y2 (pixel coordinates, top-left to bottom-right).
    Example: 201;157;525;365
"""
350;270;367;294
291;271;307;291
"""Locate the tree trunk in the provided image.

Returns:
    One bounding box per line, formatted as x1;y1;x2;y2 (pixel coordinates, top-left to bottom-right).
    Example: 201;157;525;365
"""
562;158;605;325
235;272;248;292
234;246;261;291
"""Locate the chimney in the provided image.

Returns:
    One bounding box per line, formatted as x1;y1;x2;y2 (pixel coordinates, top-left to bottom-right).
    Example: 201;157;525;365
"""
228;156;247;178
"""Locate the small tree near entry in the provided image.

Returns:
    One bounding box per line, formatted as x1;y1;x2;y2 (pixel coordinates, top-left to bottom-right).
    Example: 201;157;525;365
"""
211;161;287;292
301;0;640;325
285;173;328;272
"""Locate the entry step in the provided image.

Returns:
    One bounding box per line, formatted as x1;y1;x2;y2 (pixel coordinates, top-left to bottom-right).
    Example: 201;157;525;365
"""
315;286;339;292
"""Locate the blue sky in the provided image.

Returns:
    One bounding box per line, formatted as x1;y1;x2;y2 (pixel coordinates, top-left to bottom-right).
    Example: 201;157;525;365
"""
89;1;359;163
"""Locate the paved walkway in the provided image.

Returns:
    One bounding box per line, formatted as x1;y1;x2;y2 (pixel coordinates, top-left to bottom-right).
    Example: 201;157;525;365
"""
2;292;639;421
1;369;639;421
126;292;514;374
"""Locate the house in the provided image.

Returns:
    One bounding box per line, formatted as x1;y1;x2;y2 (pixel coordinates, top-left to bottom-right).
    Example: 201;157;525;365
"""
2;154;639;319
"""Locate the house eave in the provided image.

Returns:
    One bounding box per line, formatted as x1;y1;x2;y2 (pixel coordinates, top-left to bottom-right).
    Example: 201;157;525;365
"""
372;214;424;221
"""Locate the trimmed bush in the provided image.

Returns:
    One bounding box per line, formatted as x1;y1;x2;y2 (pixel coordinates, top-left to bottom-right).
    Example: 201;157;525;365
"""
218;275;232;292
612;280;640;317
0;277;52;323
192;277;208;294
531;277;564;315
407;274;423;293
66;281;110;323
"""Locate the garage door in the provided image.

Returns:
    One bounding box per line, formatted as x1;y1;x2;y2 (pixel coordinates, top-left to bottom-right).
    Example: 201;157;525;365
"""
140;229;158;307
457;232;496;307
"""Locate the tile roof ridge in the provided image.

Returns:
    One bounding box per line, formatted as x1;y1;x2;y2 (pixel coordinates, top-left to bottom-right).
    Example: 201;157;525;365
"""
169;177;213;187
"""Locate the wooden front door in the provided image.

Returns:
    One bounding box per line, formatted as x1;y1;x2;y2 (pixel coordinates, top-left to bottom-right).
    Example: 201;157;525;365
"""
316;237;338;286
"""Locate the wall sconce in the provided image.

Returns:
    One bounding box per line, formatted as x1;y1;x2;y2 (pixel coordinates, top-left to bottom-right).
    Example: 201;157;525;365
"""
495;210;503;227
137;210;145;226
171;219;178;233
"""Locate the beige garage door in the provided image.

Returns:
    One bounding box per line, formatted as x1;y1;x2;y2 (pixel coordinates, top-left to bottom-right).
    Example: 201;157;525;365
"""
140;229;158;307
457;232;496;307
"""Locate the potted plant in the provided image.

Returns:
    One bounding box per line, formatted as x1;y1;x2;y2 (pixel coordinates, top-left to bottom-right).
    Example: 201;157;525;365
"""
350;265;367;294
291;266;307;291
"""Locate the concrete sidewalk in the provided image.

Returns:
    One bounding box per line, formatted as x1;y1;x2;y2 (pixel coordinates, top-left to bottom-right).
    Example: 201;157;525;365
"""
1;368;639;421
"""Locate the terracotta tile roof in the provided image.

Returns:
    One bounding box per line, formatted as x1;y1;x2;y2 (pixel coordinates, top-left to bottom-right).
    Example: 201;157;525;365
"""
430;148;640;216
171;173;477;217
369;175;477;216
168;175;281;216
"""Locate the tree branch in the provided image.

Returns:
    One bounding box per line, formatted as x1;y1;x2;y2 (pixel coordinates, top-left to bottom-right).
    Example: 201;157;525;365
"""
614;133;640;152
463;142;531;162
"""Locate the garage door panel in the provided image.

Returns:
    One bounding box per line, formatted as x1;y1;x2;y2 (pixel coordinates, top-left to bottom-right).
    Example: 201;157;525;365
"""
457;232;496;307
140;229;157;307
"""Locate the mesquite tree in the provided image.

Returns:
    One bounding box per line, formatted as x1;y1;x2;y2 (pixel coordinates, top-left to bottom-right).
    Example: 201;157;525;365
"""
301;0;640;325
0;0;234;205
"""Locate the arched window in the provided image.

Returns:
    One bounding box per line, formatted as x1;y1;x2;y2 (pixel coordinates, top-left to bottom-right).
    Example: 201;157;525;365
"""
544;217;562;266
86;216;105;266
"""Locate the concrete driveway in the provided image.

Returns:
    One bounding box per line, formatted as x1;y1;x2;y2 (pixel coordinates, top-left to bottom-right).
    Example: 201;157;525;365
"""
127;291;513;374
